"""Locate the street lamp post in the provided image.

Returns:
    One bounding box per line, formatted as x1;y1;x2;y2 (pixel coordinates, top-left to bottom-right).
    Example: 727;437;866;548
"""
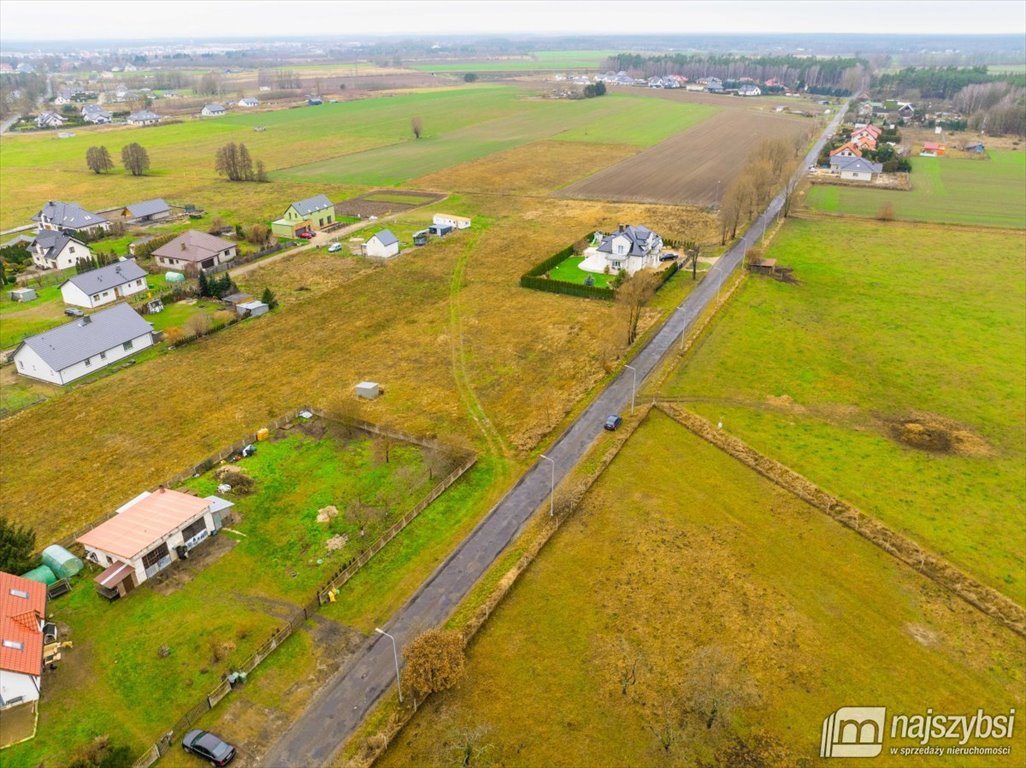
374;628;403;703
539;454;554;517
624;364;637;415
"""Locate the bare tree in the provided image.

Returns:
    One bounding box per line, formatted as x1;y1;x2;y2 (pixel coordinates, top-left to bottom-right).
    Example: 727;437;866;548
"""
411;116;423;139
185;312;212;338
120;143;150;176
85;146;114;174
444;725;495;768
617;270;659;346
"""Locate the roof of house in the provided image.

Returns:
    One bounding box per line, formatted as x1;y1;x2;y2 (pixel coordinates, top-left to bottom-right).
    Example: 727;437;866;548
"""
0;572;46;677
596;225;660;257
4;234;36;248
289;194;333;216
126;198;170;218
152;230;235;263
239;97;259;105
16;302;153;372
128;109;160;121
370;229;398;247
830;156;883;174
77;489;212;560
203;103;225;112
33;200;106;230
922;142;944;150
61;259;147;295
829;142;863;157
32;229;82;261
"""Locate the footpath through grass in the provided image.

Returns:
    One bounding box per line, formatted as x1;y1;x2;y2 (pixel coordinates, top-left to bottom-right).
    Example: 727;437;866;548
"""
382;410;1026;767
805;150;1026;228
661;217;1026;604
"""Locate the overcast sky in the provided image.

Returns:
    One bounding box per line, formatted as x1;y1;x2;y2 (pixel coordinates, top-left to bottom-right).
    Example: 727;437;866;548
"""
1;0;1025;41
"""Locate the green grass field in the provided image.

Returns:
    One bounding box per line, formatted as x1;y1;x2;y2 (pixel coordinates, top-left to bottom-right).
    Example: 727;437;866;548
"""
546;255;613;287
409;49;619;72
805;150;1026;228
382;410;1026;767
988;64;1026;74
661;218;1026;604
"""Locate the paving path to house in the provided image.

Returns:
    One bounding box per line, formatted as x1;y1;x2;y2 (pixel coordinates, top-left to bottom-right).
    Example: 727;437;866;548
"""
260;104;849;768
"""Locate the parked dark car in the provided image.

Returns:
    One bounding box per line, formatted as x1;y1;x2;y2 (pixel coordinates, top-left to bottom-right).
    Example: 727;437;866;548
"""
298;230;315;239
182;730;236;766
604;414;623;431
659;252;678;262
64;307;84;317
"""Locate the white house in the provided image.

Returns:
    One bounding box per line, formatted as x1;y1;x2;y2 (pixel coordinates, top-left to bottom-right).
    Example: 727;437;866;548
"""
81;105;112;124
60;259;149;309
35;111;65;129
151;230;237;275
127;109;160;126
13;303;154;385
201;103;226;117
580;225;664;276
738;84;762;97
238;97;259;107
432;213;472;230
366;229;400;258
0;572;47;712
78;489;231;599
30;230;92;271
829;156;883;181
34;200;111;237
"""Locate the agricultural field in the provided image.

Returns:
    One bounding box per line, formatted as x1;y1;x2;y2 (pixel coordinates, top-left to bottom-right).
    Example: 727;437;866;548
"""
804;150;1026;228
382;409;1026;767
335;188;445;218
660;217;1026;604
559;108;814;206
3;421;476;768
408;49;620;72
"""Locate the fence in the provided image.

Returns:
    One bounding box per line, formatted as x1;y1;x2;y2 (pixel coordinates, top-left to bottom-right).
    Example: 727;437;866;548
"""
126;408;476;767
204;242;285;275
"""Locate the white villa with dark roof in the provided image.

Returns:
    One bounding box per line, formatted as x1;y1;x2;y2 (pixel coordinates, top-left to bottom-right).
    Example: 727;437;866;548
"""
30;230;92;270
127;109;161;126
201;103;226;117
33;200;111;237
580;225;664;276
13;303;154;385
60;259;148;309
270;194;335;238
829;155;883;181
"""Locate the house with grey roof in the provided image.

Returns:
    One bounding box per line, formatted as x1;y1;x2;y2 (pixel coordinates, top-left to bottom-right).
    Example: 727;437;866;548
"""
201;103;226;117
365;229;400;258
82;104;113;124
36;111;65;129
60;259;149;309
34;200;111;236
271;194;335;237
31;230;92;271
580;225;664;276
152;230;237;275
127;109;161;126
238;97;259;107
13;302;154;385
117;198;172;224
829;155;883;181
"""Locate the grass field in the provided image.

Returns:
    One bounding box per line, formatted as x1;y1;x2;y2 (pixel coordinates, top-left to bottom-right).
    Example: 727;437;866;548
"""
382;410;1026;767
988;64;1026;74
546;255;613;287
661;217;1026;605
409;49;619;72
804;150;1026;228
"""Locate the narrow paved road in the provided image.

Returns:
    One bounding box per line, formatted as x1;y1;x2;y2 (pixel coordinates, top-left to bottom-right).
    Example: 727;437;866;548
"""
261;104;847;768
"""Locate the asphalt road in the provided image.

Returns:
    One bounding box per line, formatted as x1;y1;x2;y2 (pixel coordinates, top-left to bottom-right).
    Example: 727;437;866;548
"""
260;103;847;768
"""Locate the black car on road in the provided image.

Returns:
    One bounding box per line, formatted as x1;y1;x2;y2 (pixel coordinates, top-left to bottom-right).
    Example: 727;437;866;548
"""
604;414;623;431
182;729;236;766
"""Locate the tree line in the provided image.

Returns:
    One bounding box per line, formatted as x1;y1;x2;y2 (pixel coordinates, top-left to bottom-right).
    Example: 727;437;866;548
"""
873;65;1026;100
214;143;268;182
604;53;866;90
954;82;1026;136
85;143;150;176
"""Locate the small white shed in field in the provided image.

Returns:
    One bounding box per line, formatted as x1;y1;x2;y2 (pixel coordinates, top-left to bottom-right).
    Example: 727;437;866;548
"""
9;287;37;302
238;300;269;318
355;381;381;399
365;230;399;258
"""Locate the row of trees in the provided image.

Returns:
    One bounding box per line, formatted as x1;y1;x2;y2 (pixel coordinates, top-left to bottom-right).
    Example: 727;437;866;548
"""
214;142;268;182
86;143;150;176
874;65;1026;100
954;82;1026;136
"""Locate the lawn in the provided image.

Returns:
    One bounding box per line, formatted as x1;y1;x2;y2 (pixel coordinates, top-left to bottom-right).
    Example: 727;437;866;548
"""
804;150;1026;228
661;217;1026;604
382;410;1026;767
409;49;620;72
545;255;613;287
361;192;440;205
3;423;449;768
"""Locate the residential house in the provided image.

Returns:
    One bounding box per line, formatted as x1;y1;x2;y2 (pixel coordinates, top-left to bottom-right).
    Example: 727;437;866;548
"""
34;200;111;237
897;102;915;120
35;111;65;129
13;303;154;385
432;213;471;230
366;229;400;258
152;230;237;275
78;489;232;599
52;92;72;106
829;142;863;159
580;224;664;276
30;230;92;271
201;103;226;117
0;572;47;714
238;97;259;107
81;104;112;124
118;198;171;224
738;84;762;97
829;156;883;181
60;259;148;309
270;194;334;238
127;109;160;126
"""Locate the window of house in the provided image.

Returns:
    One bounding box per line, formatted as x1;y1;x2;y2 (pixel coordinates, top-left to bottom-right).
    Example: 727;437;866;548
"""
69;246;76;253
182;518;206;540
141;542;170;569
9;588;28;599
100;351;106;360
2;640;24;650
123;340;133;351
84;358;91;367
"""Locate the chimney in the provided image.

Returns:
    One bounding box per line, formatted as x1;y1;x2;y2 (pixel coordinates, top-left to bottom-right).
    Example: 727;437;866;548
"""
180;242;187;251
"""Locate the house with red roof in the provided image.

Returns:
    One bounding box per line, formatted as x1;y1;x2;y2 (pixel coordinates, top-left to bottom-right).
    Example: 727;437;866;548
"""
829;142;863;158
920;142;945;156
0;572;47;715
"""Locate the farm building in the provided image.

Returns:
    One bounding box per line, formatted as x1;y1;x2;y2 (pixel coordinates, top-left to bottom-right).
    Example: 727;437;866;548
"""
60;259;148;309
152;230;237;275
432;213;472;230
237;300;269;318
13;303;154;385
829;156;883;181
77;489;232;599
117;198;171;224
30;230;92;271
33;200;111;237
8;287;37;302
366;230;400;258
270;194;335;238
127;109;160;126
580;225;664;277
201;103;226;117
222;292;254;311
428;223;453;237
920;142;945;157
0;572;47;720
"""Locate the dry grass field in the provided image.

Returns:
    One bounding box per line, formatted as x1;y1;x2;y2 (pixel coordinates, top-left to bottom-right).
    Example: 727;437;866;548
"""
559;109;814;206
0;194;717;544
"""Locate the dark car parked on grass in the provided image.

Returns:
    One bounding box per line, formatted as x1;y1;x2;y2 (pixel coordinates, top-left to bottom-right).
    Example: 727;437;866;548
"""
182;730;236;766
604;414;623;431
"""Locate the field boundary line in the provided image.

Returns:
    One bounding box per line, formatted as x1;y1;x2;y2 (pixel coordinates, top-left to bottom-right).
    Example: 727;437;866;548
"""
655;402;1026;638
792;209;1026;235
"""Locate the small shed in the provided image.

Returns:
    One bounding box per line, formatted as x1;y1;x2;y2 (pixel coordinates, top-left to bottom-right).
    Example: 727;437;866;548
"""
413;230;430;246
222;292;253;310
8;287;37;302
356;381;381;400
42;544;84;579
165;271;186;283
428;223;454;237
238;300;269;318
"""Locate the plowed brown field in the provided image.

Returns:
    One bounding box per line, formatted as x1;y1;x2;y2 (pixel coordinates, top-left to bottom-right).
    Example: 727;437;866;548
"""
558;109;814;206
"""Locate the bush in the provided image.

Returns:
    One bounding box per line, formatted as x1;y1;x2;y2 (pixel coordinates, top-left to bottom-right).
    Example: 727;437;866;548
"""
877;201;896;221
